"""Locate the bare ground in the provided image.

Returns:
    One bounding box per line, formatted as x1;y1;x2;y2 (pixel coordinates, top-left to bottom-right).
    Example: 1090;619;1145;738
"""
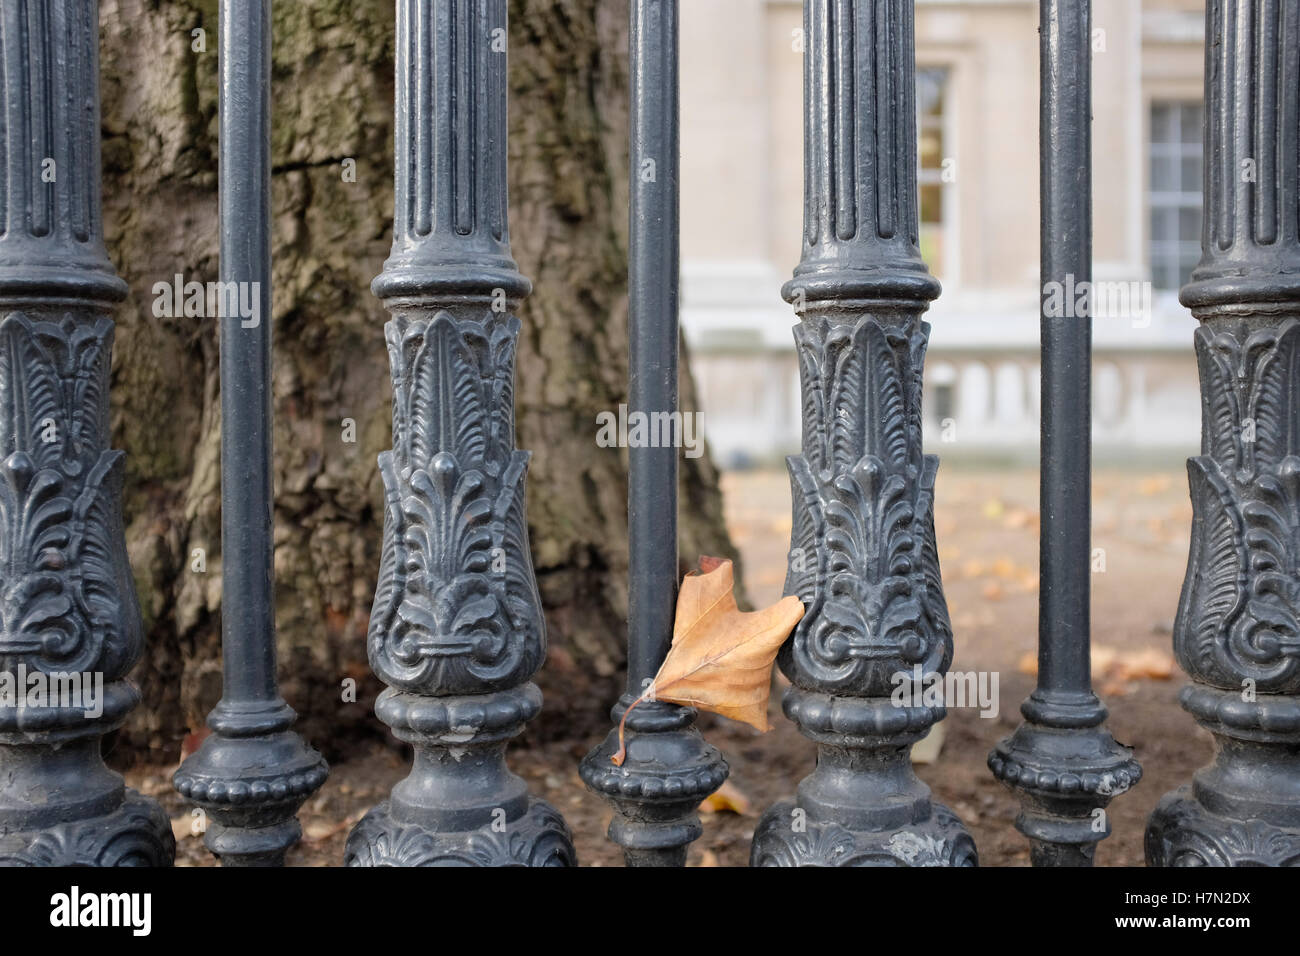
129;465;1208;867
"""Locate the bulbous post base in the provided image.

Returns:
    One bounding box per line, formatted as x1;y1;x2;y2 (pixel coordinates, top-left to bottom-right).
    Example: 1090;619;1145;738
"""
751;800;975;867
990;708;1142;867
1145;686;1300;866
173;701;328;867
346;685;576;867
579;697;728;867
0;790;174;867
345;799;575;867
1146;787;1300;866
0;685;175;867
754;692;976;867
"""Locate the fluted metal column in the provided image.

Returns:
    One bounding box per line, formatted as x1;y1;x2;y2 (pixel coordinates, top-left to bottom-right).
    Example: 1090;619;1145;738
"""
988;0;1140;868
0;0;174;866
345;0;575;867
1146;0;1300;867
173;0;327;867
750;0;976;867
579;0;728;868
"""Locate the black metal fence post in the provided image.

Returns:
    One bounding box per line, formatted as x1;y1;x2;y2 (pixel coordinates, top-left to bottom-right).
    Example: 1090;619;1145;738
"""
0;0;174;866
1146;0;1300;867
345;0;576;867
579;0;728;868
988;0;1140;868
173;0;327;867
750;0;976;867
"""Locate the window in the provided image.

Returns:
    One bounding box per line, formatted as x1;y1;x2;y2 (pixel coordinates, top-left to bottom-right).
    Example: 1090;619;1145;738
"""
1149;102;1203;291
917;68;949;280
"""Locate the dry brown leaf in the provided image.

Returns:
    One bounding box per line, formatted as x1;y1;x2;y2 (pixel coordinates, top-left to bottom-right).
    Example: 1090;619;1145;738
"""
991;557;1018;580
612;557;804;765
1017;652;1038;676
701;779;753;816
1138;475;1172;496
170;815;195;842
1113;648;1175;681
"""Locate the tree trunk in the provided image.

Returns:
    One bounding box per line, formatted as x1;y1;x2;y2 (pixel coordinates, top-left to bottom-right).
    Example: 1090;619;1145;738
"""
98;0;739;762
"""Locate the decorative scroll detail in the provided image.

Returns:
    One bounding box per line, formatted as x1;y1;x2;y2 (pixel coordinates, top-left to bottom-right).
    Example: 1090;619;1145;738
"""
1177;320;1300;692
783;314;951;695
346;800;575;868
755;0;971;868
0;792;174;867
0;313;138;679
1149;0;1300;867
0;0;169;868
752;801;977;868
1148;787;1300;867
369;311;544;696
351;0;571;866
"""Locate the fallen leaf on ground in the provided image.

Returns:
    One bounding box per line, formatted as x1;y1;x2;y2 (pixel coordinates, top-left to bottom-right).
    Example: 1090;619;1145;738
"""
912;721;946;765
701;780;753;816
1003;509;1037;530
1018;644;1174;684
991;557;1017;579
612;557;804;765
1139;475;1172;496
170;816;195;842
1113;647;1174;681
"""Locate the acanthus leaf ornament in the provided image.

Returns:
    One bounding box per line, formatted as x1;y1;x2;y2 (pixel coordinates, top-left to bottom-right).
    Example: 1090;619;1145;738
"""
369;313;542;697
751;0;974;867
1146;0;1300;865
782;315;951;695
347;0;574;866
0;315;137;680
0;0;173;867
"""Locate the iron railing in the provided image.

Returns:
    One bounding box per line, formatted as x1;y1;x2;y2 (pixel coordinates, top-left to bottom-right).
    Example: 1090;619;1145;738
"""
0;0;1296;868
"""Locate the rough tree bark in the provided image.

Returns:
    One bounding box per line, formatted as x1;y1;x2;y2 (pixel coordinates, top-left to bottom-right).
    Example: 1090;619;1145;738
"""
98;0;738;762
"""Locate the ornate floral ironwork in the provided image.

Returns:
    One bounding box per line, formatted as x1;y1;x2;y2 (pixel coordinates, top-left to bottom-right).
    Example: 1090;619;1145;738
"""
1146;0;1300;866
750;0;974;867
0;0;172;867
369;313;543;696
348;0;574;866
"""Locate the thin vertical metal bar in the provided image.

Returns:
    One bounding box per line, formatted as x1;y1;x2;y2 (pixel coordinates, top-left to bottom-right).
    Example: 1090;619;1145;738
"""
626;0;679;690
0;0;174;866
174;0;327;867
1146;0;1300;867
751;0;976;868
219;0;276;704
1038;0;1092;699
989;0;1140;867
580;0;728;867
346;0;575;867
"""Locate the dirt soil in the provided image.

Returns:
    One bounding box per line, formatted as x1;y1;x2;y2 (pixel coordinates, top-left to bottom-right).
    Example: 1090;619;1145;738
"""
130;465;1209;867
